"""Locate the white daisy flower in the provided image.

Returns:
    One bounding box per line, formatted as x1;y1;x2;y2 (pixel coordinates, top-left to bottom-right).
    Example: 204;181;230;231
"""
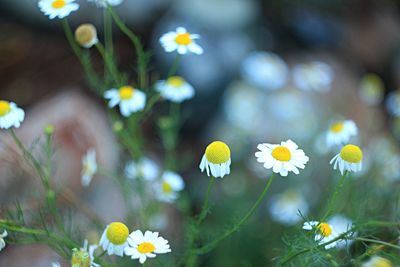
330;144;363;175
241;51;288;90
255;140;309;177
154;171;185;203
38;0;79;19
87;0;123;7
99;222;130;256
362;256;393;267
124;230;171;264
199;141;231;178
81;149;97;187
155;76;195;103
269;190;309;225
326;120;358;148
303;221;339;249
104;86;146;117
359;73;384;106
159;27;203;55
386;90;400;117
124;157;159;181
0;100;25;129
0;230;7;251
51;262;61;267
75;24;98;48
327;215;354;248
293;61;334;92
71;239;99;267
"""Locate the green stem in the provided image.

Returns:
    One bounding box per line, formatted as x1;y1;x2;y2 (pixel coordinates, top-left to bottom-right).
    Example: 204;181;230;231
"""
194;173;275;255
95;42;121;85
196;176;215;225
167;54;181;78
353;237;400;250
321;171;348;222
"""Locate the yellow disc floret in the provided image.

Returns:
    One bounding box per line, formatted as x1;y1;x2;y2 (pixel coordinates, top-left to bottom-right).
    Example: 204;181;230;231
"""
167;76;185;87
317;223;332;237
75;24;97;47
271;146;291;162
175;33;192;45
71;249;91;267
340;144;363;163
138;242;156;254
52;0;66;8
119;86;134;100
106;222;129;245
330;121;344;133
162;181;172;193
205;141;231;164
370;257;393;267
0;101;11;117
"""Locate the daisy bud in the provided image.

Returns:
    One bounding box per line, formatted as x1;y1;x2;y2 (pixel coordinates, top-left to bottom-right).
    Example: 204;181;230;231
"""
75;24;98;48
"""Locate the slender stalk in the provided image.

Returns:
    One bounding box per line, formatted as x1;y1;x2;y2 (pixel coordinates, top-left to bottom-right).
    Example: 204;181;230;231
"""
196;176;215;225
167;54;181;78
354;237;400;250
194;173;275;255
95;42;121;85
321;171;348;222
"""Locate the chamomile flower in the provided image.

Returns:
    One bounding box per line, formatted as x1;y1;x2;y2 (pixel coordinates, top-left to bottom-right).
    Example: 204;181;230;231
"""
330;144;363;175
155;76;195;103
326;120;358;148
241;51;288;90
38;0;79;19
293;61;334;92
87;0;123;7
160;27;203;55
199;141;231;178
124;157;159;181
255;140;309;177
81;149;97;187
303;221;338;249
71;239;99;267
0;100;25;129
0;230;7;251
359;73;384;106
328;215;354;248
99;222;130;256
362;256;393;267
154;171;185;203
124;230;171;264
75;24;98;48
104;86;146;117
269;190;309;225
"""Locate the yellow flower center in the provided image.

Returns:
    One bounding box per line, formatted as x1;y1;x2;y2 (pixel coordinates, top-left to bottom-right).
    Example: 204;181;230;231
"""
330;122;344;133
167;76;185;87
205;141;231;164
271;146;291;162
52;0;66;9
75;24;97;47
0;101;11;117
118;86;134;100
71;250;91;267
175;33;192;45
137;242;156;254
162;181;172;193
370;257;393;267
317;223;332;237
106;222;129;245
340;144;363;163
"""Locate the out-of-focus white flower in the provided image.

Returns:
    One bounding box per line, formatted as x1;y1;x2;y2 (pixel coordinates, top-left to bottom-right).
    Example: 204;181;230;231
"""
160;27;203;55
154;171;185;203
362;256;393;267
327;215;354;248
71;239;99;267
241;52;288;90
124;157;159;181
51;262;61;267
359;74;384;106
124;230;171;264
303;221;338;249
326;120;358;148
38;0;79;19
386;90;400;117
81;149;97;187
293;61;334;92
330;144;363;175
99;222;130;256
87;0;123;7
0;100;25;129
148;213;168;230
199;141;231;178
255;140;309;177
0;230;7;251
75;24;98;48
269;190;309;225
155;76;195;103
104;86;146;117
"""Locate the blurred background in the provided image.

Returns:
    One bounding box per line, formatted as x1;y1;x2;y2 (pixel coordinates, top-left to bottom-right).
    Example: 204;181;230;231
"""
1;0;400;266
